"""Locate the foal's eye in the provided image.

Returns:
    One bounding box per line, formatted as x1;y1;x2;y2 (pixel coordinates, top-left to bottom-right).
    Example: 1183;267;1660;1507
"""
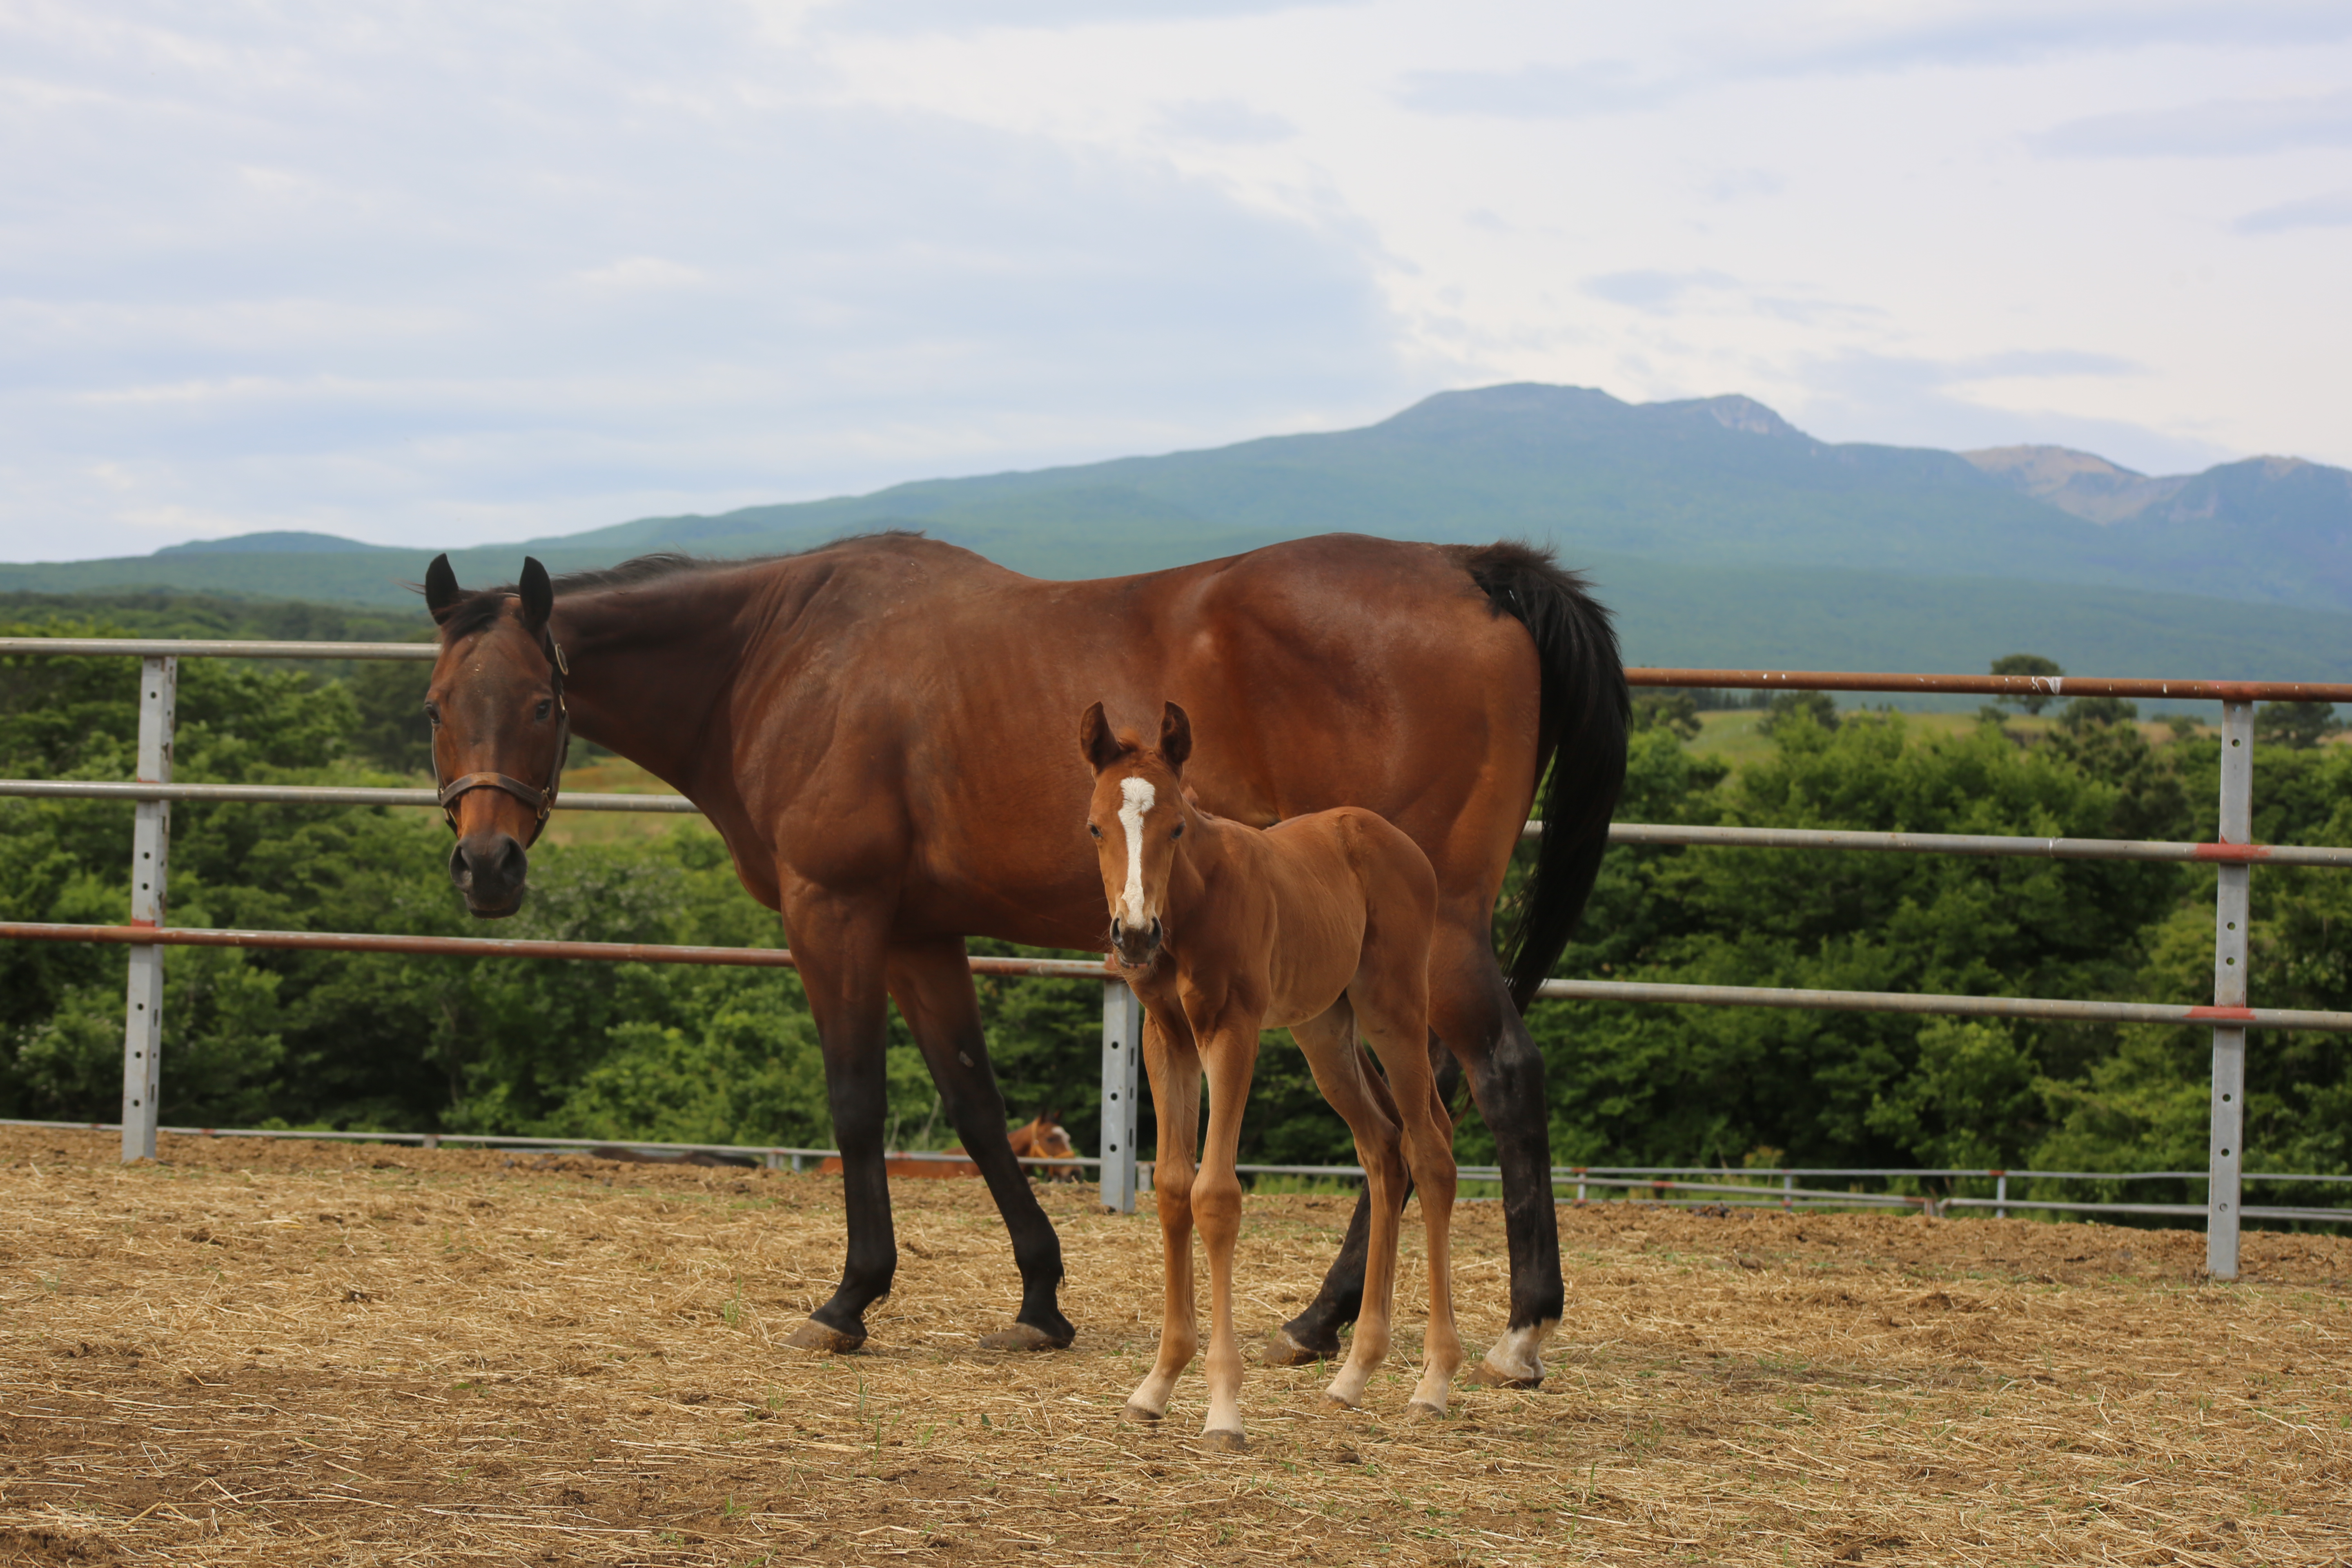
1170;824;1184;840
534;699;552;722
1087;823;1102;838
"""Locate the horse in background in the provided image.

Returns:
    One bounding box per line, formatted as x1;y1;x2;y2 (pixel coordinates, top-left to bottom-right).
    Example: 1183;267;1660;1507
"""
814;1111;1077;1180
1082;701;1462;1451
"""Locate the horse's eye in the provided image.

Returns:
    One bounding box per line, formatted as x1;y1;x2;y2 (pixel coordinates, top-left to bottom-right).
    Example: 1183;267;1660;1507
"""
1087;823;1102;838
534;699;552;722
422;701;441;725
1171;824;1184;840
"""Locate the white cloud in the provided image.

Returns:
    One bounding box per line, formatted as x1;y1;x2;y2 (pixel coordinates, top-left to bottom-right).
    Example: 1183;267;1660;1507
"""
2033;89;2352;158
2236;187;2352;232
574;257;709;292
1394;61;1673;118
2;0;2350;564
1155;98;1297;144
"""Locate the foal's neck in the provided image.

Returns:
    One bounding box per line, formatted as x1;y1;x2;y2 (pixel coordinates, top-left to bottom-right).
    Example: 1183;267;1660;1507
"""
1159;805;1250;930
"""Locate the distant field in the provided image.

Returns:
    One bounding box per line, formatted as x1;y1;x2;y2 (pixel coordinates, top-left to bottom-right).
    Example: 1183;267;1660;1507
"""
1677;708;2267;772
543;756;695;848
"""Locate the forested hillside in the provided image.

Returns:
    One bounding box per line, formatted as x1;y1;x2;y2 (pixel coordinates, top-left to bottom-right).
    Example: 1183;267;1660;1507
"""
2;601;2346;1214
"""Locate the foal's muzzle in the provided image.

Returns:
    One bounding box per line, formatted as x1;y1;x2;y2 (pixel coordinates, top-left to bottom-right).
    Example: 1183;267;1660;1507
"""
449;832;529;917
1110;915;1162;969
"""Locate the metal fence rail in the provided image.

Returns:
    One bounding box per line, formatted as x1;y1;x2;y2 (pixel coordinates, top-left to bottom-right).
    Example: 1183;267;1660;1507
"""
1;637;2345;1265
5;1114;2341;1227
13;777;2352;867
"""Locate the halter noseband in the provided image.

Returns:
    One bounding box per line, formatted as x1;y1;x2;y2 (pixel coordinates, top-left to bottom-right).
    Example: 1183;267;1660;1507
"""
432;631;570;845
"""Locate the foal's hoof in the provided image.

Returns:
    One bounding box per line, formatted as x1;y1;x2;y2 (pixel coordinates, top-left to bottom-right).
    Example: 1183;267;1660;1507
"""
1262;1325;1334;1367
1403;1399;1447;1421
1319;1392;1358;1412
1200;1428;1250;1454
977;1322;1071;1352
1122;1402;1163;1424
784;1319;866;1354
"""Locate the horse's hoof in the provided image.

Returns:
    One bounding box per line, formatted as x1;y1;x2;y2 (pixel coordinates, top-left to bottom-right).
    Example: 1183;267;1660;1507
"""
1461;1361;1541;1391
978;1322;1071;1352
784;1319;866;1354
1122;1402;1163;1423
1200;1428;1249;1453
1262;1325;1334;1367
1404;1399;1446;1421
1319;1392;1357;1412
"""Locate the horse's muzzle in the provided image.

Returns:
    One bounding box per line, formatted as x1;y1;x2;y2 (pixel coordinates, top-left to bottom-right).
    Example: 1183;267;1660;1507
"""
1110;915;1162;969
449;832;528;917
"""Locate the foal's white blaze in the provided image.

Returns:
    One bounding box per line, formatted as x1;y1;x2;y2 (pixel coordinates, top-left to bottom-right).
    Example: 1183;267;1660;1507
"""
1117;775;1156;929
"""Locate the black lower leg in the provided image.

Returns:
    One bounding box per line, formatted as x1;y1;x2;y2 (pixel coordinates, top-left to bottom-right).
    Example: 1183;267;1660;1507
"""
892;943;1072;1345
939;1076;1074;1343
1472;1013;1564;1332
812;1047;896;1341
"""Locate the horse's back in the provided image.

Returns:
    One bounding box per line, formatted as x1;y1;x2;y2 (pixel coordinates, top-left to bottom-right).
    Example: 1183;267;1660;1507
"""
728;529;1541;945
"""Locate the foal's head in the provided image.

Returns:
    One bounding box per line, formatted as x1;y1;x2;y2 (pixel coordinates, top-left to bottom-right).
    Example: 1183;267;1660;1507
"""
1078;701;1195;970
422;554;570;918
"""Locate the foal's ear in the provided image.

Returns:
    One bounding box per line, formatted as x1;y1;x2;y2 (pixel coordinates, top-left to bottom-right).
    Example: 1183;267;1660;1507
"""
424;554;463;624
1158;702;1193;775
517;556;554;634
1079;701;1127;773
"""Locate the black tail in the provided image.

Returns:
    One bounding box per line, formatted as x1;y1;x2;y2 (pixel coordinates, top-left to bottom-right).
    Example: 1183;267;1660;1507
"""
1448;541;1629;1013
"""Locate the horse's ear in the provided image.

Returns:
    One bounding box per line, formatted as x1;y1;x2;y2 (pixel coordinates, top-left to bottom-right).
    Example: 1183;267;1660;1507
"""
1158;702;1193;775
424;554;462;624
1079;701;1127;773
518;557;554;634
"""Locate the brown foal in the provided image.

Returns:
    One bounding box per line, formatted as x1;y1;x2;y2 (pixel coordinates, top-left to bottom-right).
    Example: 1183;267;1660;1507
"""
1082;701;1462;1450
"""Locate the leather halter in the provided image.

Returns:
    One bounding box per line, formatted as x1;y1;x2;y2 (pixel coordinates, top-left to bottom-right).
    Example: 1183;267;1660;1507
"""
432;631;570;846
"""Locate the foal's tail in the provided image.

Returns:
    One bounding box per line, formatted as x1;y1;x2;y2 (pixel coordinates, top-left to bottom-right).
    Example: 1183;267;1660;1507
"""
1447;541;1630;1013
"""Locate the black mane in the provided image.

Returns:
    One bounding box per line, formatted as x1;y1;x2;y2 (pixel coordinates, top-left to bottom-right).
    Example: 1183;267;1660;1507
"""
423;531;927;642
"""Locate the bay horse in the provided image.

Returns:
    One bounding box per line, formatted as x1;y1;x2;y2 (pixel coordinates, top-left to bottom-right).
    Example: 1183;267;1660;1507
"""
813;1111;1078;1180
1083;701;1460;1449
419;531;1624;1376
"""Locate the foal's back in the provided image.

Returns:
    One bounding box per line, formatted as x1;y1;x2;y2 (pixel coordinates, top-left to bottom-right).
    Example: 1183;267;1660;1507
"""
1229;807;1441;1028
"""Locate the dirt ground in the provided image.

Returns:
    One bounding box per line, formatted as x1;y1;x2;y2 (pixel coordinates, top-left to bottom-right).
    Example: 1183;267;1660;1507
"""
0;1127;2346;1567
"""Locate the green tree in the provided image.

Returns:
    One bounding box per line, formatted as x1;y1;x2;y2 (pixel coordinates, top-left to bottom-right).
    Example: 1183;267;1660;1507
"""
1758;689;1838;736
2253;701;2344;751
1989;653;2064;715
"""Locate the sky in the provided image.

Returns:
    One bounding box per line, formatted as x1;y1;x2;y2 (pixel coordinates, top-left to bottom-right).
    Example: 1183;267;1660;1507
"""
4;0;2350;561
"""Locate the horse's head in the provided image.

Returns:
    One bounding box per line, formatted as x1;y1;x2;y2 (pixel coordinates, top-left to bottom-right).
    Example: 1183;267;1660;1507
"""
423;554;570;918
1027;1109;1074;1161
1078;699;1194;969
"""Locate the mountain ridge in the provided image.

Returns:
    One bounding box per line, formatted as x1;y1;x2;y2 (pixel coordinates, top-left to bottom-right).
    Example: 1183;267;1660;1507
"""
7;384;2351;683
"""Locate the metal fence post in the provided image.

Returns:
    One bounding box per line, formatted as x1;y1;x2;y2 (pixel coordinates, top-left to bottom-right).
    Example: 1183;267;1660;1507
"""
1993;1170;2008;1220
120;656;176;1163
1099;980;1142;1213
2208;699;2253;1280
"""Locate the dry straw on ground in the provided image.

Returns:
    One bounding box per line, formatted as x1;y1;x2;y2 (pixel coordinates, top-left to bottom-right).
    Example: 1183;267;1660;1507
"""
1;1126;2347;1566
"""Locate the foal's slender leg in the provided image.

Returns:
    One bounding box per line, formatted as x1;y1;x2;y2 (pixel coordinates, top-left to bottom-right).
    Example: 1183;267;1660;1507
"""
781;892;899;1352
1192;1019;1260;1451
1288;1003;1408;1412
1401;1071;1464;1415
1354;951;1464;1417
1126;1006;1202;1422
885;936;1073;1349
